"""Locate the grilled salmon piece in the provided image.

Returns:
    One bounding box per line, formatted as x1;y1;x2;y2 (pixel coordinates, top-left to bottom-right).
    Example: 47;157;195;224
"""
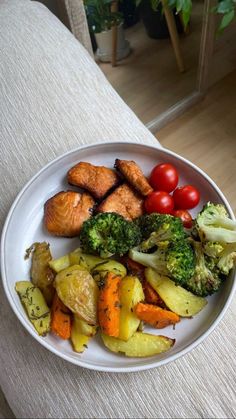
115;159;153;197
44;191;95;237
67;162;120;200
96;183;144;221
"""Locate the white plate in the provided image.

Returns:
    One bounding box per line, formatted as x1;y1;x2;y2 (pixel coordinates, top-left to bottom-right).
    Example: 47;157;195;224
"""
1;142;236;372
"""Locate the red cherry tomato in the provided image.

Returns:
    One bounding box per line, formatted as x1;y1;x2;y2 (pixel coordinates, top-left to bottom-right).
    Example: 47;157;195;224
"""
173;185;200;209
149;163;179;193
173;209;193;228
145;191;174;214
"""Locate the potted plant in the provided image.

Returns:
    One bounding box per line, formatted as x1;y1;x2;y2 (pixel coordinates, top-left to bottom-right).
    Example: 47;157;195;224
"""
84;0;130;62
136;0;236;39
135;0;186;39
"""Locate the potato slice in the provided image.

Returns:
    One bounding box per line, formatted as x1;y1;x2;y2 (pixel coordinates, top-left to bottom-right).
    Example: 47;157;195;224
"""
28;242;55;306
71;316;92;353
73;316;97;337
91;260;127;284
55;265;98;325
49;248;127;279
15;281;51;336
145;268;207;317
119;276;144;341
102;332;174;357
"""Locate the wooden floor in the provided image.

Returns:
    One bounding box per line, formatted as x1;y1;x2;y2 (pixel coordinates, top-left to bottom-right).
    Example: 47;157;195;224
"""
155;70;236;213
99;2;203;124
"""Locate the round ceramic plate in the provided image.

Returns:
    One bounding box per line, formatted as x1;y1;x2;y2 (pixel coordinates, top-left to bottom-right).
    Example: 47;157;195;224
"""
1;142;235;372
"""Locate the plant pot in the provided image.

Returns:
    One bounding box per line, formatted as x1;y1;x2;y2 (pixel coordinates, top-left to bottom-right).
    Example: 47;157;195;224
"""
95;24;130;63
138;2;183;40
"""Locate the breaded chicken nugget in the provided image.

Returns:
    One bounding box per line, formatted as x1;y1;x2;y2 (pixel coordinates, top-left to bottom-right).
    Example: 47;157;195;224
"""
67;162;120;200
115;159;153;196
96;183;144;221
44;191;95;237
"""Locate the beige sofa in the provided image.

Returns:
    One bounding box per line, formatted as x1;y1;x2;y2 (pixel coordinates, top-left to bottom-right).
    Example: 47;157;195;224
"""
1;2;236;419
0;1;159;417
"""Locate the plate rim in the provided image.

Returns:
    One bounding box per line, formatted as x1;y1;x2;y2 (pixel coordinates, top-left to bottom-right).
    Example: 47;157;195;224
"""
1;140;236;372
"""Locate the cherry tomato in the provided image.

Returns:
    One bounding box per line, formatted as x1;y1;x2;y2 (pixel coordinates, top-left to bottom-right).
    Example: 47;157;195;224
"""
173;185;200;209
145;191;174;214
173;209;193;228
149;163;179;193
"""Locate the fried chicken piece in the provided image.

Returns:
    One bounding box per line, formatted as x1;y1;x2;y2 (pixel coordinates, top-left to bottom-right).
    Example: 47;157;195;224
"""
115;159;153;197
67;162;120;200
96;183;144;221
44;191;95;237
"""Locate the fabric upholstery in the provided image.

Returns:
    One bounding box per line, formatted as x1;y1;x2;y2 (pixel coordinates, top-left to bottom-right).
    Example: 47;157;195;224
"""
0;1;236;419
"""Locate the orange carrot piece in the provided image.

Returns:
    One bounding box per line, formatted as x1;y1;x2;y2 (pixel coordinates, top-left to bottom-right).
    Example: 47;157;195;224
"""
51;293;72;339
143;279;166;307
120;256;145;281
135;302;180;329
98;272;121;337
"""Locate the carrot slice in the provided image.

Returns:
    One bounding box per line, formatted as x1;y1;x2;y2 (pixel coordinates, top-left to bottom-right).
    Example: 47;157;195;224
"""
143;279;166;307
120;256;145;281
98;272;121;337
135;302;180;329
51;293;72;339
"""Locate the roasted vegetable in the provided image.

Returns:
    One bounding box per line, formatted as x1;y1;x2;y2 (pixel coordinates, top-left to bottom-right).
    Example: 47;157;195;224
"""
101;332;175;357
71;315;96;353
91;260;127;284
51;293;72;339
185;241;222;296
15;281;51;336
135;302;180;329
27;242;55;306
195;202;236;243
145;268;207;317
217;243;236;275
49;248;127;280
119;276;144;341
79;212;142;258
135;213;185;243
98;272;121;337
129;240;195;285
143;279;165;306
55;265;98;325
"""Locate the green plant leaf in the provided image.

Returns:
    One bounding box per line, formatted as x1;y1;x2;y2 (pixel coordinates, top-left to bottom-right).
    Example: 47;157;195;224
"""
216;0;235;13
218;8;235;31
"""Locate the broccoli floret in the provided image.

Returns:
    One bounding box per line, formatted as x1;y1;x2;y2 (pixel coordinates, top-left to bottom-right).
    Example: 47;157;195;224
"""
79;212;141;258
196;202;236;243
137;214;186;251
203;241;225;258
217;243;236;275
129;240;195;283
186;241;222;297
135;213;163;239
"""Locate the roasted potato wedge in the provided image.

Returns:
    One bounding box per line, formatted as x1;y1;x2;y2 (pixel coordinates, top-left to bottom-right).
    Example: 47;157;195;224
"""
145;268;207;317
28;242;55;306
91;260;127;284
71;315;92;353
73;316;97;337
15;281;51;336
102;332;175;357
119;276;144;341
55;265;98;325
49;249;127;280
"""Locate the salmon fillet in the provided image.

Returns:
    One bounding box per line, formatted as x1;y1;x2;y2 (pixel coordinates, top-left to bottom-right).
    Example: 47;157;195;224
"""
67;162;120;200
44;191;95;237
115;159;153;197
96;183;144;221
